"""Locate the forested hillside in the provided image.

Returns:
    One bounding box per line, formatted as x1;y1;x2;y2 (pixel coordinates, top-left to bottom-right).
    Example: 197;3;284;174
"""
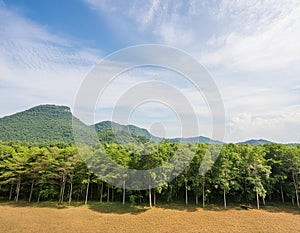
94;121;152;139
0;141;299;209
0;105;77;143
0;104;280;145
0;105;151;144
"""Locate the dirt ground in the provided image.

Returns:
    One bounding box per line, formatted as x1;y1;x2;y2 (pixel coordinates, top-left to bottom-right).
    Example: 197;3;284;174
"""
0;202;299;233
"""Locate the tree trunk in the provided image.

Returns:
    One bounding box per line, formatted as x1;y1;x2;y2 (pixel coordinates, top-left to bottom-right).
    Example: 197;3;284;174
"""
262;196;265;206
37;184;43;203
78;186;82;202
61;174;66;203
280;184;284;203
59;179;63;203
85;175;90;205
195;181;199;205
9;182;14;201
28;179;35;203
15;175;21;202
292;171;299;207
139;191;142;204
175;178;178;198
59;174;66;204
107;186;110;202
202;175;205;208
90;182;93;200
111;187;114;202
244;178;248;203
256;190;260;209
185;180;188;206
149;188;152;208
122;180;126;205
295;189;299;207
169;185;173;204
154;190;156;206
223;188;227;208
100;182;103;203
68;177;73;205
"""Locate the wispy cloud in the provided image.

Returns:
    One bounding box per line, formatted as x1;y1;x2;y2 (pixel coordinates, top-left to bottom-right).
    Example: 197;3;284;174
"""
202;0;300;73
0;5;101;116
83;0;198;47
84;0;300;72
1;1;299;142
82;0;300;142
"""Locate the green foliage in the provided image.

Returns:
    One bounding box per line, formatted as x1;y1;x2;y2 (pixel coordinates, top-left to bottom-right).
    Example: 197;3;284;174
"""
0;105;77;143
0;141;298;208
0;104;298;208
94;121;152;139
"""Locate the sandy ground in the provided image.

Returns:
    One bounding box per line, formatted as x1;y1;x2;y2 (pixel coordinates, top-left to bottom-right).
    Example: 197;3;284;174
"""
0;202;299;233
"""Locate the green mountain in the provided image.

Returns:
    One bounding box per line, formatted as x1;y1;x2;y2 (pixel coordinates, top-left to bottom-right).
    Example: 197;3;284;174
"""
0;104;259;145
93;121;152;139
92;121;225;144
0;105;153;144
0;105;84;143
237;139;272;145
169;136;224;144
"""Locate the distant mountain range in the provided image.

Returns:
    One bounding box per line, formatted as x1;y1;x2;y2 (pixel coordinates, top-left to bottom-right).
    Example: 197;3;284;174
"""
0;104;291;145
237;139;272;145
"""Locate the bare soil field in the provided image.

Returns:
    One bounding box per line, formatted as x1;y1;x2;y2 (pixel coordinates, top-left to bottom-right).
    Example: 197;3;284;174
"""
0;202;299;233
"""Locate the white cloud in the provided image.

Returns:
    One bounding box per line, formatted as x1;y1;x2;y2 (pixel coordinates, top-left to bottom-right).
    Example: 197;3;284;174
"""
202;3;300;72
141;0;161;26
84;0;300;73
79;0;300;142
83;0;197;47
227;105;300;143
200;1;300;142
1;1;299;142
0;5;101;116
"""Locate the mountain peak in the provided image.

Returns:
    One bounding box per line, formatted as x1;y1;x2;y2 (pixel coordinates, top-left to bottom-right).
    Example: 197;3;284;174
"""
237;139;272;145
0;104;74;143
27;104;71;112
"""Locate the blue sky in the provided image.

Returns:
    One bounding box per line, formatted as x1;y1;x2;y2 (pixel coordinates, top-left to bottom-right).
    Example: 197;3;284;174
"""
0;0;299;142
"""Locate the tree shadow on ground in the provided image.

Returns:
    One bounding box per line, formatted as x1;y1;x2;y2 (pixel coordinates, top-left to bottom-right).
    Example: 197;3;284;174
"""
154;202;300;215
1;200;299;215
0;200;67;209
204;202;300;215
0;200;148;215
154;203;246;212
258;203;300;216
87;202;148;215
154;203;198;212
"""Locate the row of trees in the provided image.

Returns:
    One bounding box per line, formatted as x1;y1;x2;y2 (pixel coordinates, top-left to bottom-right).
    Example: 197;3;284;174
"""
0;141;299;209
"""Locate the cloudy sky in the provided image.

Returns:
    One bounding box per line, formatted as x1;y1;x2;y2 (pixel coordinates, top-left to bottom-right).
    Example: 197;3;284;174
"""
0;0;299;143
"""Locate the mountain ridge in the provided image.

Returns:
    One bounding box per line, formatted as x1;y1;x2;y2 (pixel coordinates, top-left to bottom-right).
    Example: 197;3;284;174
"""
0;104;294;145
237;139;273;145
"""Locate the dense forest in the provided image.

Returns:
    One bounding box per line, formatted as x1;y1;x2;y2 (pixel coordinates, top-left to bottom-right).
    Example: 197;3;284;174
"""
0;141;299;209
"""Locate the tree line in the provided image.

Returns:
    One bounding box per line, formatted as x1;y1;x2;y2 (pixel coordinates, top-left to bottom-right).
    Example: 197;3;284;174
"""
0;141;299;209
